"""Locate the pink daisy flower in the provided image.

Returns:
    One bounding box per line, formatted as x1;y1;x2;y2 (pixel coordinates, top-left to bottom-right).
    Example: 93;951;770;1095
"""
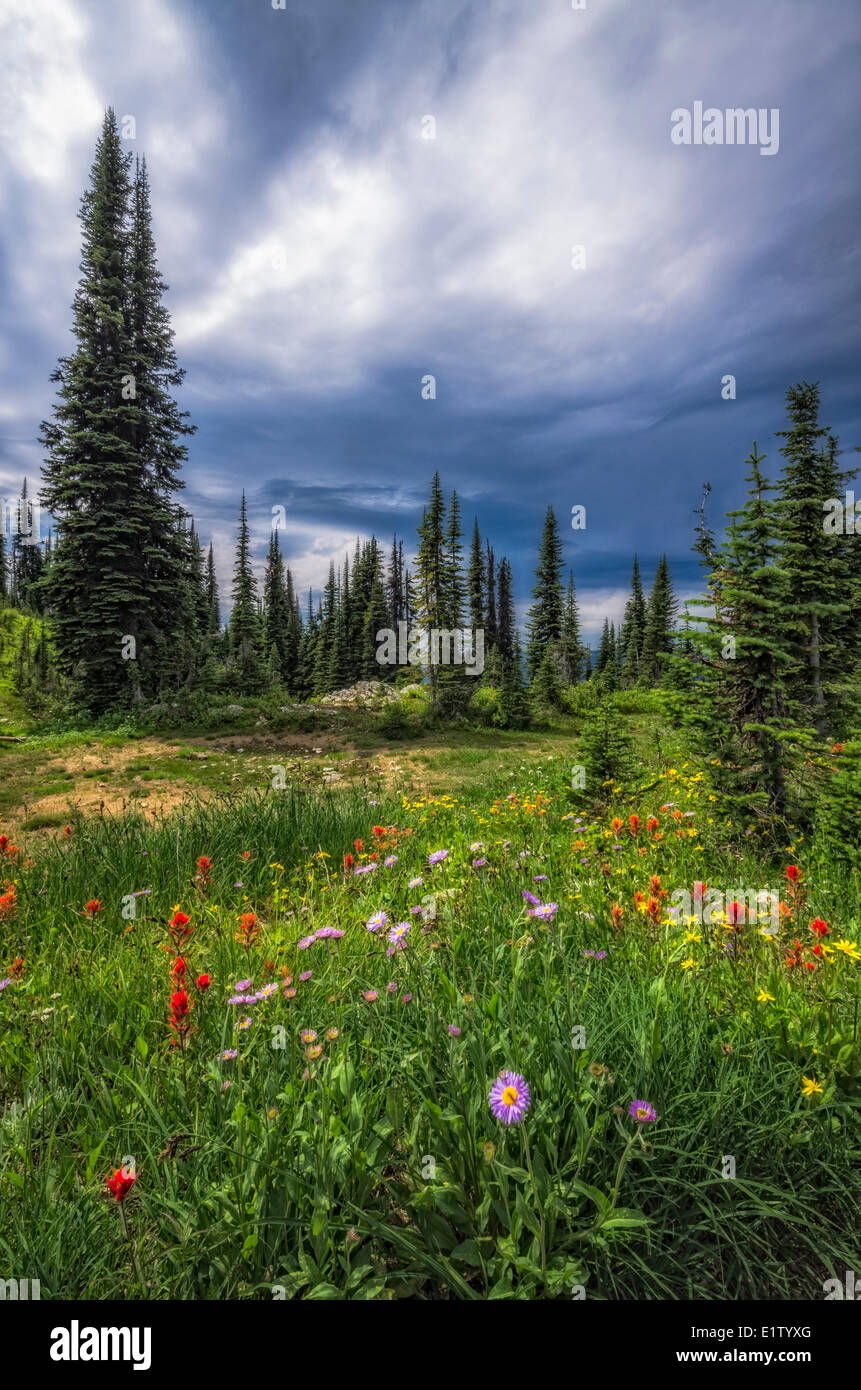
488;1070;531;1126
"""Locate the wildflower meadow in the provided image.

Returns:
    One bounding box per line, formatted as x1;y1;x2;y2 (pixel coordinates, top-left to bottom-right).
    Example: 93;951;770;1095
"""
1;747;858;1302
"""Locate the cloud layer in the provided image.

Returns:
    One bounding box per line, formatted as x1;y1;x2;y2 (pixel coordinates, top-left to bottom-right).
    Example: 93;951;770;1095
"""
1;0;859;637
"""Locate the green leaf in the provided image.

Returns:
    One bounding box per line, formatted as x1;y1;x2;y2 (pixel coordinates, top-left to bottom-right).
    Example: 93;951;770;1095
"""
451;1238;483;1267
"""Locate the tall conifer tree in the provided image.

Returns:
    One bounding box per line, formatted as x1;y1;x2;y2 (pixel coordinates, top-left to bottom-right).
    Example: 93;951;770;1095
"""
525;506;564;680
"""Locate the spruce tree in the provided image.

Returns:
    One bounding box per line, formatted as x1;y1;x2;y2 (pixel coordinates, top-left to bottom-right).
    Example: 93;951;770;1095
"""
313;564;338;695
559;569;582;683
11;480;44;610
578;700;634;799
229;492;263;690
386;537;406;628
641;555;677;684
445;489;465;627
40;110;143;708
205;544;220;633
775;382;855;735
485;541;498;650
621;554;646;683
263;528;291;682
525;506;564;680
496;556;516;667
413;475;448;701
40;113;192;710
467;518;484;634
499;631;529;728
677;447;796;814
362;575;390;679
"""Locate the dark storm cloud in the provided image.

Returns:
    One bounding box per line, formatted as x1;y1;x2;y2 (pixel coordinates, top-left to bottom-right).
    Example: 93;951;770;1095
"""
1;0;858;635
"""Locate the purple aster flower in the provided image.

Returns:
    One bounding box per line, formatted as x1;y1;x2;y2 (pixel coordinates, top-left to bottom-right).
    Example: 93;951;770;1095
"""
489;1071;531;1126
629;1100;658;1123
447;1024;461;1036
132;888;152;897
522;890;540;906
235;979;253;991
472;857;487;868
0;978;11;991
297;935;316;950
527;902;558;920
470;842;484;851
221;1049;238;1061
234;881;244;888
362;990;378;1003
428;849;449;866
366;911;387;933
256;982;279;999
595;950;607;960
354;862;377;875
387;982;397;993
384;855;398;867
315;926;344;939
533;875;548;882
298;970;312;981
408;876;423;888
388;922;410;945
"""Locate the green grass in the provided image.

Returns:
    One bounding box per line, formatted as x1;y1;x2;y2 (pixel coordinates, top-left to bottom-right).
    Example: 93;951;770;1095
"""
0;742;858;1300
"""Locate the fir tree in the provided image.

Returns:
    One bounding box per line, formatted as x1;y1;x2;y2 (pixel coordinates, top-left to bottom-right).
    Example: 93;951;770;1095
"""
0;517;7;600
559;569;582;683
485;541;498;650
362;575;390;679
40;113;192;710
641;555;677;684
413;474;448;700
445;489;465;627
621;554;646;683
11;479;44;610
313;563;338;695
229;492;263;689
578;699;634;799
205;544;220;633
775;382;855;735
496;556;516;666
467;518;484;634
677;446;796;814
525;506;564;680
263;528;291;683
498;631;529;728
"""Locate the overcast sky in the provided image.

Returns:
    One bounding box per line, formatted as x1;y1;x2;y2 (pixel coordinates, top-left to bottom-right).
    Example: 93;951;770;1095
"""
1;0;859;638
